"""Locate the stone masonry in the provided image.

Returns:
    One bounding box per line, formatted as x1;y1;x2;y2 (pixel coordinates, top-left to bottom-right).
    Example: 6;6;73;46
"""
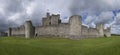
8;12;111;39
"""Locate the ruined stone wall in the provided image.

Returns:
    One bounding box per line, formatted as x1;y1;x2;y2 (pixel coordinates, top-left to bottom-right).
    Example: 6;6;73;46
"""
11;26;25;36
57;23;70;38
88;28;99;37
0;32;7;36
42;17;51;26
35;23;70;38
81;26;88;36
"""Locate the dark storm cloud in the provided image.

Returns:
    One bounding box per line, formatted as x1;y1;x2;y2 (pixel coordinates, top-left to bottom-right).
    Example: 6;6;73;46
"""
0;13;17;31
0;0;32;31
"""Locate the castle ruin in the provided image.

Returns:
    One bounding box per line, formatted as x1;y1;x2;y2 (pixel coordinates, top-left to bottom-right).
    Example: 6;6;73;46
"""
8;13;111;39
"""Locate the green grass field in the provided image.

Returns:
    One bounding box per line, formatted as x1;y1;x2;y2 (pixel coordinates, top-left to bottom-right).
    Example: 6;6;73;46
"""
0;36;120;55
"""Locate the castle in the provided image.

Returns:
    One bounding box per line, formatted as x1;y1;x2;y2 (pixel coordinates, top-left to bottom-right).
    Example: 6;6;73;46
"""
8;12;111;39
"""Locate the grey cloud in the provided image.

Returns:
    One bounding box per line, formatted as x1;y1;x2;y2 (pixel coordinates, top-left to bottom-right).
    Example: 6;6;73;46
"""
94;11;114;24
0;0;120;34
0;0;31;31
84;15;96;25
111;25;120;34
70;0;120;15
84;11;114;27
114;13;120;25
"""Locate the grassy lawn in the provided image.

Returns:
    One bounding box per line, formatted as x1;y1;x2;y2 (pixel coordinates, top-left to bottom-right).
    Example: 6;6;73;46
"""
0;36;120;55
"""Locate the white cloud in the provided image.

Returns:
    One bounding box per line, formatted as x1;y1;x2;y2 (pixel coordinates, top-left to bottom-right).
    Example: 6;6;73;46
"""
95;11;114;24
111;25;120;34
84;11;114;28
114;13;120;25
84;15;96;25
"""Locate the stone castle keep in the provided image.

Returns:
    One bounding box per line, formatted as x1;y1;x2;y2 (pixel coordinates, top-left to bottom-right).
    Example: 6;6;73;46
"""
8;13;111;39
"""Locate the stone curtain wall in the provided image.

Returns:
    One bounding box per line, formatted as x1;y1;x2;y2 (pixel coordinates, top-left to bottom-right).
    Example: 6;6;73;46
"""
81;26;88;36
0;32;7;36
35;23;70;38
88;28;99;37
11;27;25;36
7;13;111;38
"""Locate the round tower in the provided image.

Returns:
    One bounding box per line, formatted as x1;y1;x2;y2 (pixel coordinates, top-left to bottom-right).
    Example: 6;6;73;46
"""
8;28;12;36
25;20;35;38
96;24;104;37
69;15;82;37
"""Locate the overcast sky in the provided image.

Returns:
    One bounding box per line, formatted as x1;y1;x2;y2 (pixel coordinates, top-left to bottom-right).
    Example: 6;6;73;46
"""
0;0;120;34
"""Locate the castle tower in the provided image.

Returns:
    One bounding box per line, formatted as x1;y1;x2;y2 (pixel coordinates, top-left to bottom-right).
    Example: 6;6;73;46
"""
107;27;111;37
42;13;61;26
104;27;111;37
25;20;35;38
42;17;51;26
46;12;50;18
69;15;82;37
96;24;104;37
51;14;61;25
8;28;12;36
